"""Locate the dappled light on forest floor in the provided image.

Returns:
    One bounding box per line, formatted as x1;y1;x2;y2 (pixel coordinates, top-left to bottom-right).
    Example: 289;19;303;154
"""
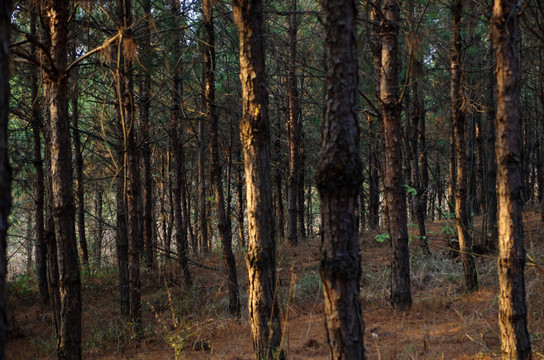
5;212;544;359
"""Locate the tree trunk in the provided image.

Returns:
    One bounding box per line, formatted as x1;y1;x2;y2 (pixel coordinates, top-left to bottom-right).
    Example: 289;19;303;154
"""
236;148;246;249
286;0;302;247
451;0;478;292
380;0;412;311
40;1;82;357
317;0;365;358
30;7;49;304
492;1;532;357
140;0;154;270
71;49;89;270
232;0;284;357
94;187;103;268
204;0;240;316
0;2;11;356
115;0;141;331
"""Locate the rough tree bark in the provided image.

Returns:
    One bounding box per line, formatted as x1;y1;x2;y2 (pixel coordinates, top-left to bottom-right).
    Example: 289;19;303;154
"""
40;1;82;357
0;1;11;357
204;0;240;316
380;0;412;310
232;0;284;357
316;0;365;358
492;0;532;357
451;0;478;292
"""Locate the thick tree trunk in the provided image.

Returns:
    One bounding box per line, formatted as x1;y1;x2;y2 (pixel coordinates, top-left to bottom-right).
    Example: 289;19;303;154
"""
451;0;478;292
380;0;412;311
204;0;240;316
232;1;284;358
30;8;48;304
0;2;11;357
286;0;302;247
40;1;82;357
317;0;365;358
492;1;532;358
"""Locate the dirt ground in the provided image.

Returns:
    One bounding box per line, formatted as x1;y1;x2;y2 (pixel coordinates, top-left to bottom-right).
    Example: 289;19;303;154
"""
6;212;544;359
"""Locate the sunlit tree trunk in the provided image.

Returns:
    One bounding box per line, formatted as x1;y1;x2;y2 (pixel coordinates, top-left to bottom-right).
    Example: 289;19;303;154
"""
40;1;82;357
451;0;478;292
381;0;412;311
0;1;11;357
317;0;365;358
233;0;284;357
492;0;532;358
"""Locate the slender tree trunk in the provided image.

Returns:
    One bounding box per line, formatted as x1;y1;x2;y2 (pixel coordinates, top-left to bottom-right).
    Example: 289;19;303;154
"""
71;49;89;270
273;137;285;243
40;1;82;357
30;7;48;304
204;0;240;316
451;0;478;292
492;1;532;358
116;0;141;331
95;187;103;268
232;1;284;357
0;2;11;357
286;0;302;247
140;0;154;270
380;0;412;311
317;0;365;358
236;148;246;249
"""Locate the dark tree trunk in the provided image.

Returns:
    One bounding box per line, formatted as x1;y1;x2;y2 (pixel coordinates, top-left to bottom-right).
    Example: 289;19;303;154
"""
30;7;49;305
204;0;240;316
71;49;89;270
317;0;365;358
451;0;478;292
492;1;532;358
0;2;10;357
40;1;82;357
116;0;141;331
232;0;284;358
273;137;285;243
140;0;154;270
236;148;246;249
198;114;208;253
286;0;302;247
380;0;412;311
94;187;103;268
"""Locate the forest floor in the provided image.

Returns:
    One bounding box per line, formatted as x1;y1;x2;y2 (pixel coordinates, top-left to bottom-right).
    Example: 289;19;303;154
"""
5;211;544;359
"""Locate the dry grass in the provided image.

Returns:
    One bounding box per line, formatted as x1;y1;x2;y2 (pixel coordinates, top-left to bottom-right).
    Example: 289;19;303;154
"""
5;212;544;359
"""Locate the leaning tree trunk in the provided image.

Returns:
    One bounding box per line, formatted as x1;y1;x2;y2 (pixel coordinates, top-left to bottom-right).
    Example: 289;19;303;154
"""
40;1;82;358
380;0;412;311
232;0;284;358
0;2;11;357
451;0;478;292
204;0;240;316
492;1;532;358
316;0;365;358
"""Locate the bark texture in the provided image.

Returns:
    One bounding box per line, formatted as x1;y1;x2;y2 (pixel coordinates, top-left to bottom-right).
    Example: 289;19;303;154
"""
40;1;82;357
316;0;365;358
451;0;478;292
232;0;284;357
492;0;532;358
380;0;412;310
